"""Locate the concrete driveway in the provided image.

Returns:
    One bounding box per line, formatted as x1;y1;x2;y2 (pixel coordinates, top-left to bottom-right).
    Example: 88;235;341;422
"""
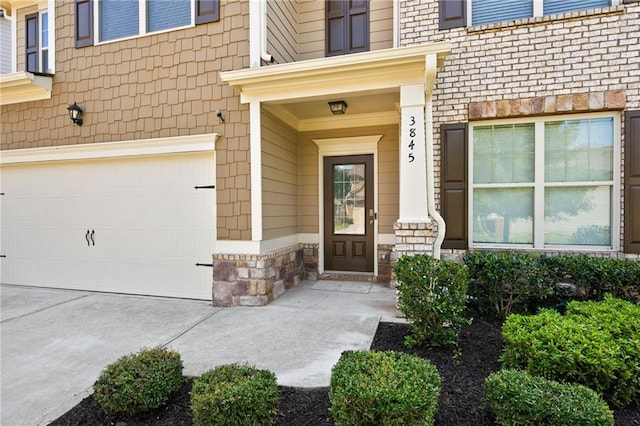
0;280;401;426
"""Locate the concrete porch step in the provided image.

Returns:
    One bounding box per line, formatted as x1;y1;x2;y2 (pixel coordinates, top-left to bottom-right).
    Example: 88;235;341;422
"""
319;271;378;283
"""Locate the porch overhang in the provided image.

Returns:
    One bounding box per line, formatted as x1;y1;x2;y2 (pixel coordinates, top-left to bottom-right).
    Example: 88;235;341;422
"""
0;71;53;105
219;42;451;103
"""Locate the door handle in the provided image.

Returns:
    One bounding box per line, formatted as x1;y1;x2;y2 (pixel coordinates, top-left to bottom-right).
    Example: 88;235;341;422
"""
85;230;91;246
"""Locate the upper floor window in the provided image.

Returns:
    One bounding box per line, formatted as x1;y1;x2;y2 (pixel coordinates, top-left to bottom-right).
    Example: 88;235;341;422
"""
74;0;219;47
99;0;191;42
439;0;617;29
41;12;49;71
471;0;610;26
25;10;51;73
325;0;369;57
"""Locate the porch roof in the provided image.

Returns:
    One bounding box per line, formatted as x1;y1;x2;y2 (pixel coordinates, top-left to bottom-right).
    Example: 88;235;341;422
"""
219;42;451;104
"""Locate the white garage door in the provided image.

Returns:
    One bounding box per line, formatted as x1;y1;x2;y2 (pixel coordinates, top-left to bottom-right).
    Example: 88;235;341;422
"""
1;141;216;300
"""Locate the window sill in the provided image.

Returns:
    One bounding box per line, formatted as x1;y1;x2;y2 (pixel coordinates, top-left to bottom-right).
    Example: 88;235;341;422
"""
0;71;53;106
467;4;624;33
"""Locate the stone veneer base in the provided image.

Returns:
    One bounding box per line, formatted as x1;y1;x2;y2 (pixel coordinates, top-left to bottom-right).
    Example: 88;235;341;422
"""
212;244;305;306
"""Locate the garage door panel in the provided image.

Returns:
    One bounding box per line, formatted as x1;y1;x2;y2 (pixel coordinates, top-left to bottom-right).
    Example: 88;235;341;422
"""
1;151;215;300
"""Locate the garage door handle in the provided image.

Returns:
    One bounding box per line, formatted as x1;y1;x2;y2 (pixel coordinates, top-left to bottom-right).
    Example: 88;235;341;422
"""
85;230;91;246
90;229;95;246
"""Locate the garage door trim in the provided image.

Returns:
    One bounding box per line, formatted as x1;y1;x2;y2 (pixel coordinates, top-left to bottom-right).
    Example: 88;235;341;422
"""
1;133;220;165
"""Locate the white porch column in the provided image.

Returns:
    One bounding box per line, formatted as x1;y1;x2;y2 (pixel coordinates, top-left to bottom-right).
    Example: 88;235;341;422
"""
399;84;429;223
249;99;263;241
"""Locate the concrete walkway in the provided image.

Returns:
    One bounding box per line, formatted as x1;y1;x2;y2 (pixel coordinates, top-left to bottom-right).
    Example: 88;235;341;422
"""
0;280;402;426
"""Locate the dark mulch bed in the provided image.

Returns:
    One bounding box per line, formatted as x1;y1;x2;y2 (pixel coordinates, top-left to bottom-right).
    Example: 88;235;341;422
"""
50;315;640;426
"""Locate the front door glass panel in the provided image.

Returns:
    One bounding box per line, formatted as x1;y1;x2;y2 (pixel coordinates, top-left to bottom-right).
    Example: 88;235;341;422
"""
333;164;365;235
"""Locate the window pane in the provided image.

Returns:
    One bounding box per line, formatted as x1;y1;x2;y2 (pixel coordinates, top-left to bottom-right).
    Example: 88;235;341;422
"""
148;0;191;33
100;0;139;42
544;0;610;16
473;188;533;244
474;124;534;184
333;164;366;235
472;0;533;25
545;118;613;182
544;186;611;246
41;12;48;48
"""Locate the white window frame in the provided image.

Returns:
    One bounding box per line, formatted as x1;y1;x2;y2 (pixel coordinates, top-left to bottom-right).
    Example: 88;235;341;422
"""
466;0;623;27
42;0;55;73
94;0;195;45
39;10;49;73
468;112;621;251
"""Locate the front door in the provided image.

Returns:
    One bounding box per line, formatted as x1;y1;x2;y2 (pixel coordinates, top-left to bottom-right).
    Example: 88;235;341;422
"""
324;155;374;272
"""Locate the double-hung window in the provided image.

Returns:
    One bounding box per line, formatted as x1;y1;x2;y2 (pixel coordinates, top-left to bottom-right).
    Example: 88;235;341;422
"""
470;0;612;26
75;0;219;46
470;113;620;249
25;10;51;73
99;0;191;42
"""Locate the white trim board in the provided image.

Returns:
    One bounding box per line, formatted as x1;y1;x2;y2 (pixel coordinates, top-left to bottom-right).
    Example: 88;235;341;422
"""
1;134;220;164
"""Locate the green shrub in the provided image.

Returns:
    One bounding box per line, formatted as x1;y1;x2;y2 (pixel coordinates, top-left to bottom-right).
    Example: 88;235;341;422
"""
464;251;554;318
543;255;640;302
484;369;614;426
501;295;640;407
93;347;183;416
330;350;441;425
394;254;470;347
190;363;278;426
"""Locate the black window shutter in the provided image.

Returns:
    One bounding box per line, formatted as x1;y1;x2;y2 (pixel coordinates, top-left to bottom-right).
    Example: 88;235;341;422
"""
625;110;640;254
441;123;468;250
326;0;369;57
439;0;466;30
348;0;369;54
75;0;93;48
25;13;38;72
326;0;346;56
196;0;220;24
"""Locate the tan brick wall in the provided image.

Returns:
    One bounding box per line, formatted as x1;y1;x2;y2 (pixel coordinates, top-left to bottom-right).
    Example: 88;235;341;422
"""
400;1;640;252
1;0;252;240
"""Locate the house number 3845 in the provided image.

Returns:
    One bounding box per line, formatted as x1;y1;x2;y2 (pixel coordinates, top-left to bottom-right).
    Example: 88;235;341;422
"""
408;116;416;163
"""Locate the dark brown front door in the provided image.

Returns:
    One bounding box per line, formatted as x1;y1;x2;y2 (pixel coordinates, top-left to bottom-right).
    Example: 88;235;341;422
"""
324;155;374;272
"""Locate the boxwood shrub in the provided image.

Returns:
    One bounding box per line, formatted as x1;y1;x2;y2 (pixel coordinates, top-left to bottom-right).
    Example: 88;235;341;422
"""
543;254;640;302
501;295;640;407
330;350;441;425
190;363;278;426
394;254;470;347
484;369;614;426
463;251;554;318
465;252;640;315
93;346;183;416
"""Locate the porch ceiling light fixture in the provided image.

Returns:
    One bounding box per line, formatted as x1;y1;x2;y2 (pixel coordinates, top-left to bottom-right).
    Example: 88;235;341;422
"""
67;102;83;126
328;100;347;115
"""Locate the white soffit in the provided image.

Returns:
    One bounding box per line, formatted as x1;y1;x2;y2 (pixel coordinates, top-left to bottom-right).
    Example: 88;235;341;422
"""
219;43;452;103
0;72;53;105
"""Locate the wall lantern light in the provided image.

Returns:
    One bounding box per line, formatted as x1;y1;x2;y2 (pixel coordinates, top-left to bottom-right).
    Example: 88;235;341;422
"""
328;100;347;115
67;102;83;126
